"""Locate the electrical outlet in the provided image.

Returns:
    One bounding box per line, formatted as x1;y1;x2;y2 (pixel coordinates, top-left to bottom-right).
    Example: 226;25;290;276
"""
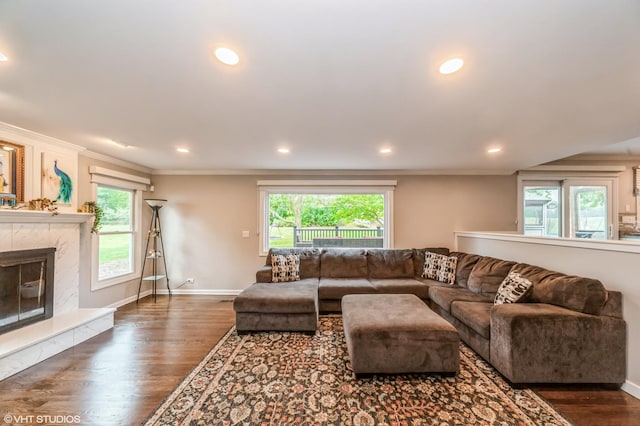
186;278;195;284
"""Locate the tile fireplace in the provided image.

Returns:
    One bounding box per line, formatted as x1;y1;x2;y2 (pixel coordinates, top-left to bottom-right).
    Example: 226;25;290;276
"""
0;211;115;381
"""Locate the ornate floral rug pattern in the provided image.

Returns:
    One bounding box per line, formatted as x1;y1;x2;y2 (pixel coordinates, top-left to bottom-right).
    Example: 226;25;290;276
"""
144;316;571;425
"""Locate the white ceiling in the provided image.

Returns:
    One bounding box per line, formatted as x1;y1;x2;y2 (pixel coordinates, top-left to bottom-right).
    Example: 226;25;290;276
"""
0;1;639;173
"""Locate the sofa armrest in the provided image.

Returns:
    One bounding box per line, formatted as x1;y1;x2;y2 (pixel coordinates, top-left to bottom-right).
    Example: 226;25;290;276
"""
490;303;626;384
256;266;272;283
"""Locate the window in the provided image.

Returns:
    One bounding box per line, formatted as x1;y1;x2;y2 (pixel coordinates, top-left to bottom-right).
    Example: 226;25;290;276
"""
97;185;134;281
258;180;395;255
518;171;618;240
523;182;561;237
89;166;149;290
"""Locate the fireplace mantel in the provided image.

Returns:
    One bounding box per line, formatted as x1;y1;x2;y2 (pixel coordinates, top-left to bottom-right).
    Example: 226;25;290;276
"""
0;210;93;224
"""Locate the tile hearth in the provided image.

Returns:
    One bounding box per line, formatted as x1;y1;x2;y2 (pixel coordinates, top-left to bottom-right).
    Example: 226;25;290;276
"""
0;211;115;380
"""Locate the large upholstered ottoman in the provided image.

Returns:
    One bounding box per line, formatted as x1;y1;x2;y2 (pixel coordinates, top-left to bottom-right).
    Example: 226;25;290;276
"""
233;280;319;333
342;294;459;374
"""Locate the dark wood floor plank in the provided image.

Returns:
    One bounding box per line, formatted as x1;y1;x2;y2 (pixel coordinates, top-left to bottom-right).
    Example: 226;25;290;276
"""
0;295;638;425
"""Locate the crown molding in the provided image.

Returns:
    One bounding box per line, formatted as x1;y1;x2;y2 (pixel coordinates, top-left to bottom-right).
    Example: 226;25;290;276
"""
257;179;397;187
522;165;626;173
82;150;153;174
0;121;86;153
561;153;640;162
151;168;517;176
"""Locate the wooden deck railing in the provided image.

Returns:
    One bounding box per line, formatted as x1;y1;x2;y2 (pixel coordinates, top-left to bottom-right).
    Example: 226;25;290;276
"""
293;226;383;247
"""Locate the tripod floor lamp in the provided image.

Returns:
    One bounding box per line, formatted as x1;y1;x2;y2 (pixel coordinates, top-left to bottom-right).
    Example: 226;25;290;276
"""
137;198;171;303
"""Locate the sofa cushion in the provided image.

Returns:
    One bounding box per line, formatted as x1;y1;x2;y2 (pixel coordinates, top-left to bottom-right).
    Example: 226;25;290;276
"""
423;252;458;285
369;278;431;299
494;272;533;305
451;301;492;339
267;248;321;279
429;286;493;313
233;279;318;313
320;249;368;278
467;257;516;297
530;275;608;316
318;278;376;299
509;263;564;285
367;249;414;279
271;254;300;283
449;252;482;288
412;247;450;277
416;277;451;288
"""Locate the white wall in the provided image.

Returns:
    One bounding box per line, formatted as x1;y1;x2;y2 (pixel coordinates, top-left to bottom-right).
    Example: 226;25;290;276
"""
76;153;154;308
456;232;640;398
149;174;517;293
0;121;84;210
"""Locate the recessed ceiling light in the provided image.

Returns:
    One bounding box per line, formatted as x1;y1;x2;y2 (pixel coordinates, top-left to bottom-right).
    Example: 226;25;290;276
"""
176;148;190;153
487;147;502;154
214;47;240;65
439;58;464;75
0;53;7;62
379;148;392;154
277;147;290;154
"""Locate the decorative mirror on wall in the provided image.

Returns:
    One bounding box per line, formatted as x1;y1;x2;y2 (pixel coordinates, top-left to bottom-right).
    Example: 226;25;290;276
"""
0;141;25;203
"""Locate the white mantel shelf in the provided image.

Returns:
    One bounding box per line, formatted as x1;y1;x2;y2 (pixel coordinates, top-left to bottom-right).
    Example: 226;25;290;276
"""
0;209;92;224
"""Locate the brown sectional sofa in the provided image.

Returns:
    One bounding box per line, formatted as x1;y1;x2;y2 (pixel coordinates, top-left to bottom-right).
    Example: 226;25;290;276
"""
234;247;626;385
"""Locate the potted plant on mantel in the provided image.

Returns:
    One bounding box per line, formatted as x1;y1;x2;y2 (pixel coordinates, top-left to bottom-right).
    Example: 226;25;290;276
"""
80;201;103;234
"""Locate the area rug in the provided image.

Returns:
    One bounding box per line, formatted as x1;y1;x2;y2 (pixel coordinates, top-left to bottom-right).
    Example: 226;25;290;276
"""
144;316;571;425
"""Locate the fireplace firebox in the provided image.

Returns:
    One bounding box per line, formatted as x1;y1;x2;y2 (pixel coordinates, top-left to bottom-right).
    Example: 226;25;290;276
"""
0;248;55;335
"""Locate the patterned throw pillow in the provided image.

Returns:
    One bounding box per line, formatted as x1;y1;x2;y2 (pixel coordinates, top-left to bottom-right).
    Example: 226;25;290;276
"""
494;272;533;305
423;252;458;285
271;254;301;283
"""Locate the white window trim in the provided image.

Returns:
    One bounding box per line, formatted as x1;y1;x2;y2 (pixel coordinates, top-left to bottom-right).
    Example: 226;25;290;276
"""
517;171;620;239
89;167;150;290
257;180;396;256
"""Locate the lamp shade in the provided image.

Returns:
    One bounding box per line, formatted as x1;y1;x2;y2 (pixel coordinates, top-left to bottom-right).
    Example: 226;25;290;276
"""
145;198;167;208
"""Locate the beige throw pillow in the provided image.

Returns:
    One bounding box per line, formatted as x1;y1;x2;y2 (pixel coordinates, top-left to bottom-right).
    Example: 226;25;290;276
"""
494;271;533;305
423;252;458;285
271;254;301;283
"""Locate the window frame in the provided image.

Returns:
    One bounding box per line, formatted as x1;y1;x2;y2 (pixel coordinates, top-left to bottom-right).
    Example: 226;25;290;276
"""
257;180;396;256
517;171;619;240
521;180;563;237
89;166;149;290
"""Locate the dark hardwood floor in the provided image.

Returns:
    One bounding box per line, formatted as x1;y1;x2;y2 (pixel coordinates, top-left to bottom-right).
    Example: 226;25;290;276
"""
0;295;638;425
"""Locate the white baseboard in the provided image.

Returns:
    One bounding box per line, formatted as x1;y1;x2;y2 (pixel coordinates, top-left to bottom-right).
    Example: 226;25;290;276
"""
105;289;239;307
155;288;242;296
106;290;153;309
622;380;640;400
